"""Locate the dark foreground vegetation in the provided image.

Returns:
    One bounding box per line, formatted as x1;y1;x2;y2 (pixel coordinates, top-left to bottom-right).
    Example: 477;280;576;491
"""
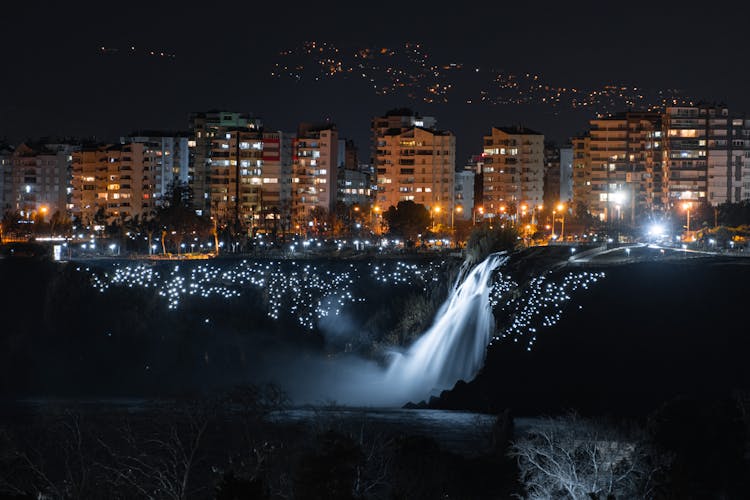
0;387;520;499
2;387;750;498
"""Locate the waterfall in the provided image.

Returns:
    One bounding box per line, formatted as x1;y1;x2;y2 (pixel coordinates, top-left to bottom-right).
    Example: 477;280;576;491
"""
384;252;508;402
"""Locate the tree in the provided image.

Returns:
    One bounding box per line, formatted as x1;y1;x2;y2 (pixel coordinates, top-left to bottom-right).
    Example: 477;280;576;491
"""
49;210;72;237
464;224;519;265
508;413;663;499
155;182;210;255
308;207;331;238
1;210;25;240
382;201;431;244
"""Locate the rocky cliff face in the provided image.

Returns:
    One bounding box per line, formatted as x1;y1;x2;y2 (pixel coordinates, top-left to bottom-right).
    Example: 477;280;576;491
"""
0;256;462;399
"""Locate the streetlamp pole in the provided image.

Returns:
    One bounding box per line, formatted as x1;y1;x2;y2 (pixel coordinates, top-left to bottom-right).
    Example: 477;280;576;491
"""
551;208;556;238
682;202;692;237
555;203;565;241
560;213;565;241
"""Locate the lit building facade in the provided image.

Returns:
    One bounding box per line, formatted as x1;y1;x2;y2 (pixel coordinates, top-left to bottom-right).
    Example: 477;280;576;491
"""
71;142;158;225
453;170;474;221
560;147;574;203
337;138;370;206
573;106;750;220
571;112;662;221
374;126;455;223
188;111;262;215
126;132;190;206
481;126;544;220
292;124;338;231
0;144;13;214
370;108;437;194
8;142;75;219
664;105;750;206
338;168;371;206
543;144;561;210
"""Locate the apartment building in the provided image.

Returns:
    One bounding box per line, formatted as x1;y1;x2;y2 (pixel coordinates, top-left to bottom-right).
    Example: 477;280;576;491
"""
8;142;75;218
454;170;474;221
292;123;338;232
374;125;455;224
71;141;158;224
481;126;544;220
0;144;13;214
571;112;662;221
664;105;750;206
126;132;190;206
188;111;262;215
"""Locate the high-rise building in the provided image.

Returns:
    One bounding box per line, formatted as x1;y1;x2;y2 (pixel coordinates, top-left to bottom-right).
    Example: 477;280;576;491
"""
370;108;436;161
453;171;474;221
125;132;190;206
374;124;455;223
188;111;262;215
664;105;750;206
337;138;370;206
189;111;293;234
571;105;750;222
372;109;452;221
560;147;574;203
257;131;294;234
337;139;359;170
481;126;544;220
370;108;437;193
338;169;371;206
543;144;561;210
292;123;338;232
571;112;662;222
464;155;486;221
0;144;13;214
8;142;76;219
71;141;158;225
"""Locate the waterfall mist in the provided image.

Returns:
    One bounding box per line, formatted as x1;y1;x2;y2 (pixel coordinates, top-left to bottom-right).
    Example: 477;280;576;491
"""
280;252;508;407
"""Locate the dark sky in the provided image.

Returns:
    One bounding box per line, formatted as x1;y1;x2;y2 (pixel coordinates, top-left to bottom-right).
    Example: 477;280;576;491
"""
2;1;748;162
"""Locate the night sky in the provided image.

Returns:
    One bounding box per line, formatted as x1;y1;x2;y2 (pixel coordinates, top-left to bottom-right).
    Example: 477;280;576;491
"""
3;2;749;162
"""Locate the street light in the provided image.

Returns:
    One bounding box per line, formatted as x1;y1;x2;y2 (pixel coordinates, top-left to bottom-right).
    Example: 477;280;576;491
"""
371;206;381;235
517;203;528;226
533;204;543;225
556;203;566;241
473;206;483;226
432;206;441;232
452;205;462;229
497;205;506;227
452;205;463;247
682;201;693;239
551;206;557;238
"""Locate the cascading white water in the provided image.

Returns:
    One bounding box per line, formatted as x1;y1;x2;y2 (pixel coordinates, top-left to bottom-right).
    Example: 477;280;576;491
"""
270;251;510;407
384;252;508;402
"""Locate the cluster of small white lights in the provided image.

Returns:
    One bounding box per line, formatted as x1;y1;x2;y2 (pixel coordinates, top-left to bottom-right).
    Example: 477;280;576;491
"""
82;260;445;330
369;260;444;292
491;271;605;351
88;265;157;292
262;263;364;329
489;272;519;308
